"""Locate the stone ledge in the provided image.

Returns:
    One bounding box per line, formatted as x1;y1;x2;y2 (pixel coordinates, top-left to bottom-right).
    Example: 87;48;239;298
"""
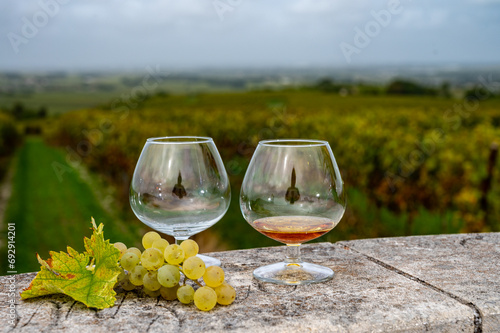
339;232;500;332
1;233;499;332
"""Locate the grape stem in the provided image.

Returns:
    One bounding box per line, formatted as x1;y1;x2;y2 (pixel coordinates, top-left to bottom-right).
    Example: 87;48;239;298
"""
178;268;188;286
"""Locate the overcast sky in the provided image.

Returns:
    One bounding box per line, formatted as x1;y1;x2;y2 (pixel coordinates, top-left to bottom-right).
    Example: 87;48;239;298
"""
1;0;499;71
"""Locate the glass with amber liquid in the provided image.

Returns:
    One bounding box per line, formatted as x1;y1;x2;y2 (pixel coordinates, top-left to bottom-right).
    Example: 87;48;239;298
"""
240;139;346;285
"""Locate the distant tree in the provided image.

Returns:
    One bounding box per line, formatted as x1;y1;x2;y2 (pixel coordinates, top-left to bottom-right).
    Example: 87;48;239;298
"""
11;101;25;119
386;79;437;96
357;83;382;95
315;78;340;93
156;90;170;97
121;77;143;87
463;85;494;101
37;106;48;118
439;81;452;98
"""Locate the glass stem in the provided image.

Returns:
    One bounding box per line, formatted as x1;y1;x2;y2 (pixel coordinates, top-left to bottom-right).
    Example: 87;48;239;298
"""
175;237;189;245
285;244;302;266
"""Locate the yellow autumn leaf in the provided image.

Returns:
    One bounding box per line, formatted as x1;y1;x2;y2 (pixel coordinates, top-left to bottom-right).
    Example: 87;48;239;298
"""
20;218;121;309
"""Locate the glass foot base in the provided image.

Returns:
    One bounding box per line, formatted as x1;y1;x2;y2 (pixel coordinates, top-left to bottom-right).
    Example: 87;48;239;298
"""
253;262;334;285
197;254;221;267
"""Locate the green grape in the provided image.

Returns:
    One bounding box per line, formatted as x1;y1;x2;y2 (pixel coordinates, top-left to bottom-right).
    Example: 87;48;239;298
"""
120;252;140;271
143;271;161;291
203;266;225;288
182;256;206;280
160;285;179;301
113;242;127;258
164;244;185;265
214;283;236;305
177;285;195;304
194;286;217;311
142;231;161;249
152;238;169;254
143;287;161;298
116;269;127;283
121;277;136;291
129;265;148;286
125;247;142;258
157;265;181;287
141;248;164;271
180;239;199;258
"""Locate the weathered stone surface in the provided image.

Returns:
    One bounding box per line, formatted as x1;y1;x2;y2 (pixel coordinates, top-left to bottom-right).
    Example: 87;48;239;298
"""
0;234;498;332
341;233;500;332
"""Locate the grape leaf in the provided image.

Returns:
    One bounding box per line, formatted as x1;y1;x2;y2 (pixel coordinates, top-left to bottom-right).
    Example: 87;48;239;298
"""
20;218;121;309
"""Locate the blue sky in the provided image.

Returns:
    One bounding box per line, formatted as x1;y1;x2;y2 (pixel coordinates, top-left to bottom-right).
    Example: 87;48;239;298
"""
1;0;499;70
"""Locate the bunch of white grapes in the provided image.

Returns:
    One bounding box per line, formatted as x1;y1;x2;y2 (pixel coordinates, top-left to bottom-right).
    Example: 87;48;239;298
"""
113;231;236;311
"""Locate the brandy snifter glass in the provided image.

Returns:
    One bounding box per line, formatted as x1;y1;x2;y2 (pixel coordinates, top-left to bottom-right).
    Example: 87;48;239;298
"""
240;139;346;284
130;136;230;267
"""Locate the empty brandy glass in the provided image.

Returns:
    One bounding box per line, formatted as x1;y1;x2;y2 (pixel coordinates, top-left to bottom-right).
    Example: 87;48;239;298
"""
240;139;346;284
130;136;230;266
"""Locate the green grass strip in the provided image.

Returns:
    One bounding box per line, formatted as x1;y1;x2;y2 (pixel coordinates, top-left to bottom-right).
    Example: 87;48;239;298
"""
1;137;135;274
